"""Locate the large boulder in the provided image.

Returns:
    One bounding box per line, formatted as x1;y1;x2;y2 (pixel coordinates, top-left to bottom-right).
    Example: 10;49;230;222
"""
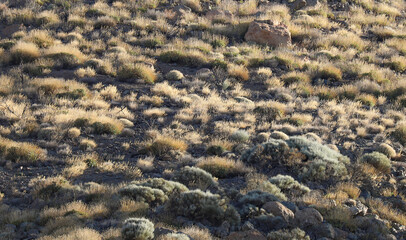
262;201;295;222
294;207;323;228
244;20;291;47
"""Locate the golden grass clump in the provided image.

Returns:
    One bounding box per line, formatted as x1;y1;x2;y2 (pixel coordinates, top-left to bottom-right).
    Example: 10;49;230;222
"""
196;156;251;178
25;30;54;48
0;137;46;162
9;41;40;64
44;44;87;67
228;64;249;81
145;136;188;156
117;63;157;83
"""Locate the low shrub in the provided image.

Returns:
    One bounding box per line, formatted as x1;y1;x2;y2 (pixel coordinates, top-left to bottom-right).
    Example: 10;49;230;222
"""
119;185;168;206
9;41;40;64
392;125;406;146
360;151;391;174
145;136;188;156
230;130;250;142
136;178;188;196
122;217;154;240
160;50;208;67
117;63;157;83
167;189;240;225
0;137;46;162
267;228;310;240
172;166;217;190
196;157;250;178
269;174;310;196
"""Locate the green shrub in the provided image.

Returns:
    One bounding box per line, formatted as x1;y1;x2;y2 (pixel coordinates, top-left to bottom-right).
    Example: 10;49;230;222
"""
360;152;391;173
172;166;217;190
167;189;240;225
119;185;168;206
122;218;154;240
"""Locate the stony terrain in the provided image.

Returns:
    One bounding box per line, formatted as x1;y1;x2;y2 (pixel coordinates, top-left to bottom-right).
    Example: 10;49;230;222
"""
0;0;406;239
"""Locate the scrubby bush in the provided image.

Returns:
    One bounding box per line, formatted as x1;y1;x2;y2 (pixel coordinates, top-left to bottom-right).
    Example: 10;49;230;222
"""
137;178;188;196
166;70;184;81
172;166;217;190
0;137;46;162
167;189;240;225
267;228;310;240
122;218;154;240
360;152;391;174
196;157;250;178
392;125;406;146
160;50;208;67
9;41;40;64
269;174;310;196
376;143;396;158
270;131;289;140
118;63;157;83
145;136;188;156
158;233;190;240
119;185;168;206
237;190;279;217
230;130;250;142
92;121;122;135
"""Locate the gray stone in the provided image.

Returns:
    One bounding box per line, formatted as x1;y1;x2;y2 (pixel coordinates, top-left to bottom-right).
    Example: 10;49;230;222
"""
294;207;323;228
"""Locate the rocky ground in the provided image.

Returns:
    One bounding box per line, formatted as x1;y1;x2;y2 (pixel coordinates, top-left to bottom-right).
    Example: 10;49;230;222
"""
0;0;406;239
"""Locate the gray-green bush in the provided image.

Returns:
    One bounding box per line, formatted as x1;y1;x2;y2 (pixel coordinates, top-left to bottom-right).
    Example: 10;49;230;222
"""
122;217;155;240
172;166;217;190
167;189;240;225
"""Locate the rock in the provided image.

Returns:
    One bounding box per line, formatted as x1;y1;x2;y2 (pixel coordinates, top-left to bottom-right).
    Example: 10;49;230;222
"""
311;222;335;239
244;20;291;48
348;201;368;217
226;230;267;240
262;201;295;222
241;221;255;231
294;208;323;228
215;221;231;238
254;215;287;233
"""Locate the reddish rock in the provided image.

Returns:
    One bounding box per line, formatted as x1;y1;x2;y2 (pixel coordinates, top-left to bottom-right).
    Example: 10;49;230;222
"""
244;20;291;47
